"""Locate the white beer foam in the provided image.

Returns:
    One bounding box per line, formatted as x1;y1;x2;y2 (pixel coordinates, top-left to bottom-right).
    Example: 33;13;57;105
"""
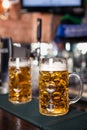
40;62;67;71
9;61;29;68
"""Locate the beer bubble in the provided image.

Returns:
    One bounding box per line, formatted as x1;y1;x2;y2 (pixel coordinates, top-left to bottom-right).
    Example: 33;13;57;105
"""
41;91;50;102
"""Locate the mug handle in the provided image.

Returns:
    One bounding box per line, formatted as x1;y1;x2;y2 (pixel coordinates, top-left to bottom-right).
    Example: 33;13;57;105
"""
69;73;83;105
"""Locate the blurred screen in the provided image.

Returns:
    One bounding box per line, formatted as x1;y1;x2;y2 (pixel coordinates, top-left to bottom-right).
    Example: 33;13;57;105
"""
22;0;82;7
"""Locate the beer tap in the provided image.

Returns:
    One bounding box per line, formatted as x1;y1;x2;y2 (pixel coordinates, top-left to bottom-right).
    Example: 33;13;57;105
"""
0;38;12;94
37;18;42;65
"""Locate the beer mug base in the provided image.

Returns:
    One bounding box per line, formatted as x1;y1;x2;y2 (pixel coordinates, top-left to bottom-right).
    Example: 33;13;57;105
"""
8;97;32;104
39;109;69;116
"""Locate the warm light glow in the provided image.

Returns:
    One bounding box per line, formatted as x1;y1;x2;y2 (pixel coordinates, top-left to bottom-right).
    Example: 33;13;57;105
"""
31;42;51;56
2;0;10;10
65;42;71;51
77;43;87;55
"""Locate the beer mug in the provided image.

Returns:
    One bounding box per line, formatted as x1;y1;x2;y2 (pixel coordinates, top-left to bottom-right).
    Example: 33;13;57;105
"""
8;57;32;104
39;57;83;116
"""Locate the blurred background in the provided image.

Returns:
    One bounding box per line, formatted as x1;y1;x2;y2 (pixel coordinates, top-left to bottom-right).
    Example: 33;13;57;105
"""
0;0;87;111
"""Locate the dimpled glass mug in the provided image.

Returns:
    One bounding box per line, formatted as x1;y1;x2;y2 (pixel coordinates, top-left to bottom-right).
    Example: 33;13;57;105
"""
39;57;83;116
8;57;32;104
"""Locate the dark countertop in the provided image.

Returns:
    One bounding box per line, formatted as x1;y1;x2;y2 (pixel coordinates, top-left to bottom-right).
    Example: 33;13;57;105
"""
0;94;87;130
0;109;41;130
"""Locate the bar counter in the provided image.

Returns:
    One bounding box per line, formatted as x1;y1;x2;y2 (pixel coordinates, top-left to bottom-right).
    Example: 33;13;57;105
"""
0;109;40;130
0;94;87;130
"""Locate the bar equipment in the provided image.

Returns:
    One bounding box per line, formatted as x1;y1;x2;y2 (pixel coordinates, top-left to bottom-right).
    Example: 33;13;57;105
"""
0;37;12;94
37;18;42;65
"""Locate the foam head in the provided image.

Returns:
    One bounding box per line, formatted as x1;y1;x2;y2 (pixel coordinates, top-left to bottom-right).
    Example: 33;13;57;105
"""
9;58;30;68
40;58;67;71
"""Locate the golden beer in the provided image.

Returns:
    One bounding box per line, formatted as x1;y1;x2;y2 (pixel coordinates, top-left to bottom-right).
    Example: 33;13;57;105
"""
39;70;69;116
8;58;32;104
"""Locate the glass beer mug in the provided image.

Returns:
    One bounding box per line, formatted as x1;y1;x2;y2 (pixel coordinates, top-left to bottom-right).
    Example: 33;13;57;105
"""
39;57;83;116
8;57;32;104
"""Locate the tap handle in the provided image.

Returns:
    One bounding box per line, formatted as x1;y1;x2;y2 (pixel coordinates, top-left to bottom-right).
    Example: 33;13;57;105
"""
37;18;42;42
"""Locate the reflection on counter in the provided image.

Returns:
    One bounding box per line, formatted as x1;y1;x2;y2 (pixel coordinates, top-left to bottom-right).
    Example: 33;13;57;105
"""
71;100;87;112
